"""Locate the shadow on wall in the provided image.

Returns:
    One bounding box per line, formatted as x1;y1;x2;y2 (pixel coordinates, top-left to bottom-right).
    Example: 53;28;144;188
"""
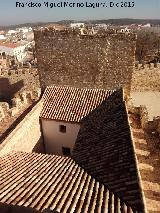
0;78;24;101
0;202;39;213
0;101;40;145
0;202;60;213
32;135;45;154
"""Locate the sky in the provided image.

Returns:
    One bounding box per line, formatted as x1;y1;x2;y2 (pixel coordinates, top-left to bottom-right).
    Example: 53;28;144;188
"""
0;0;160;26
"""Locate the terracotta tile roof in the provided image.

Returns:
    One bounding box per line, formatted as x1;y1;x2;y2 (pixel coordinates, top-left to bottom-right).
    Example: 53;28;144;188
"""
0;42;21;49
72;90;145;212
0;202;39;213
0;151;135;213
40;85;114;122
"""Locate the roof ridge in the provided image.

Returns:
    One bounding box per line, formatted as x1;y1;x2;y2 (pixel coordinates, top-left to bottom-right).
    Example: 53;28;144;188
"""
46;84;115;92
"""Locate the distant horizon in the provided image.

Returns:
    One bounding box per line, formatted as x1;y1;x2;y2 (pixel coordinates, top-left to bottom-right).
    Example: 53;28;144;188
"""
1;18;160;27
0;0;160;26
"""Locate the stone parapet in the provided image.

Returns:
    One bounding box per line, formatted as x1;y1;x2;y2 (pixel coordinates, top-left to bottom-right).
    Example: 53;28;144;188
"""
0;88;41;120
127;102;160;135
0;68;38;76
0;68;40;99
135;63;160;70
0;101;44;156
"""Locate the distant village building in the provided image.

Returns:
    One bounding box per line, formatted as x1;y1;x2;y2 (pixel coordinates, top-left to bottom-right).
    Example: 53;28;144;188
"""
142;23;151;28
7;29;17;35
70;22;85;28
0;42;26;62
0;30;5;34
0;35;7;40
17;27;32;33
95;23;108;29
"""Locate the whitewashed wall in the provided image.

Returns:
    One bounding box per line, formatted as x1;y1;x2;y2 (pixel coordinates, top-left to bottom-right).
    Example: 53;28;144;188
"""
41;118;80;155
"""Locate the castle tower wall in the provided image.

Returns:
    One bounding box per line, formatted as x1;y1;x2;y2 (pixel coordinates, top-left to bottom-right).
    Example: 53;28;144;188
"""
34;28;136;92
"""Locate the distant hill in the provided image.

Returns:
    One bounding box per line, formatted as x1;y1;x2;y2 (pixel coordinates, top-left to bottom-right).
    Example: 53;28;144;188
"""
89;19;160;25
0;19;160;30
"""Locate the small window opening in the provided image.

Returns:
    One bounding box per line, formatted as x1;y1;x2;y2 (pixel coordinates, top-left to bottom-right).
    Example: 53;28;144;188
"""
59;125;66;133
62;147;71;156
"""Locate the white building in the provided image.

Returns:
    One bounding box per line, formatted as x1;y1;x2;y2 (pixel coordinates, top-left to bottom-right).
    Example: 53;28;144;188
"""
0;35;7;40
0;42;26;62
95;23;108;29
40;85;112;156
142;23;151;28
17;27;32;33
70;23;85;28
7;30;17;35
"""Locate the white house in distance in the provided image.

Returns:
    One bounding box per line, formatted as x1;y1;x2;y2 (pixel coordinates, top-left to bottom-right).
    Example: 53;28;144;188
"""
40;85;113;156
7;30;17;35
0;42;26;62
0;35;7;40
70;22;85;28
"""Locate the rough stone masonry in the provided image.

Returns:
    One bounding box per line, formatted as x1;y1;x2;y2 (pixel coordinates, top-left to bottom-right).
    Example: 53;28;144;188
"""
34;27;137;92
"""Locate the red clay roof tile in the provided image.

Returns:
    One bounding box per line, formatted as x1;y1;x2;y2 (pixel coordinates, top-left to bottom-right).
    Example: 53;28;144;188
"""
40;85;114;122
0;151;135;212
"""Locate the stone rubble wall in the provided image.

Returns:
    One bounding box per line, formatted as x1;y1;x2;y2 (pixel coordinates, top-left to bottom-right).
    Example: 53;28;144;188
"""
0;88;41;122
0;68;40;99
131;63;160;92
34;28;136;92
139;106;160;135
127;102;160;135
0;100;44;156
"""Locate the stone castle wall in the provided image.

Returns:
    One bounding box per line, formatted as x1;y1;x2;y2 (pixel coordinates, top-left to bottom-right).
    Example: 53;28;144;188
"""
0;88;41;122
0;68;40;99
34;28;136;92
0;101;44;156
128;103;160;136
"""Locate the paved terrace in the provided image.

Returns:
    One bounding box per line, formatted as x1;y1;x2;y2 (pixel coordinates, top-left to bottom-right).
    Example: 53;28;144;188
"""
130;92;160;121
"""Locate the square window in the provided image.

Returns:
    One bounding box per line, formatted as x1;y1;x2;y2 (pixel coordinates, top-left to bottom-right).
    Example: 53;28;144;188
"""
59;125;66;133
62;147;71;156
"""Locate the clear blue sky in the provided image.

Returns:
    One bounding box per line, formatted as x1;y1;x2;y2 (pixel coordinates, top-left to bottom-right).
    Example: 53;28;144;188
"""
0;0;160;26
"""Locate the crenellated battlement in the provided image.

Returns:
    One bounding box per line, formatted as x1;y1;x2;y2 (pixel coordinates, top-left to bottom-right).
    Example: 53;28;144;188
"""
0;67;40;100
0;88;41;121
135;63;160;70
128;100;160;135
0;68;38;77
34;27;137;41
